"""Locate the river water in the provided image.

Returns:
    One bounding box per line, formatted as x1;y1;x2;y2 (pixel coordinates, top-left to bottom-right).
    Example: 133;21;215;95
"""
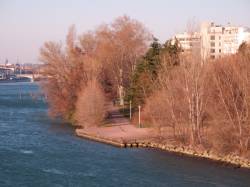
0;82;250;187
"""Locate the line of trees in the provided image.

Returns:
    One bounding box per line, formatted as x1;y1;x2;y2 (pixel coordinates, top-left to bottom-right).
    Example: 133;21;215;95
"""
138;42;250;158
40;16;151;127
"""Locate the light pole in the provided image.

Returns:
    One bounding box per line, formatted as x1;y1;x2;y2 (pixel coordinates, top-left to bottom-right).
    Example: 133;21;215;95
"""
138;105;141;128
129;100;132;120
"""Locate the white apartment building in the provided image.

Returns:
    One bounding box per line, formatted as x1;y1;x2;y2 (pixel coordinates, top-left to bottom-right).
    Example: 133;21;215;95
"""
173;22;250;60
201;22;250;60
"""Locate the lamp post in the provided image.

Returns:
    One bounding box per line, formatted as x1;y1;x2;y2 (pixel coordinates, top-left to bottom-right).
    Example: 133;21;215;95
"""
138;105;141;128
129;100;132;120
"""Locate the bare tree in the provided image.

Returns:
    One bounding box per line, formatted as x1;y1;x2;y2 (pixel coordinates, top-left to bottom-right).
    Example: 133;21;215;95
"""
143;43;212;147
40;26;100;119
209;55;250;155
95;15;152;101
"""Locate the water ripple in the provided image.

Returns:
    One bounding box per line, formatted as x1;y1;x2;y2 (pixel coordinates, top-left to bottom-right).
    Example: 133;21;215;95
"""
20;150;34;154
43;168;65;175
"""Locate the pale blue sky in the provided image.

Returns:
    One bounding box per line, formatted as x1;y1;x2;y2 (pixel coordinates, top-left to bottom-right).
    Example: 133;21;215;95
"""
0;0;249;63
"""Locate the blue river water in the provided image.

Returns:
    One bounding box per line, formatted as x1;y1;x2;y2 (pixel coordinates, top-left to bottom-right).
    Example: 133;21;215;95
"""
0;82;250;187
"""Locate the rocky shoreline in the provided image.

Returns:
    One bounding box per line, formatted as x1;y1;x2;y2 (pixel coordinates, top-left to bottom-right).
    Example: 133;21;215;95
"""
144;142;250;169
76;129;250;170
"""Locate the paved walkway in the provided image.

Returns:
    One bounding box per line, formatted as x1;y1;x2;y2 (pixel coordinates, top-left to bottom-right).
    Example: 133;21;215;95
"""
76;103;155;142
105;104;130;126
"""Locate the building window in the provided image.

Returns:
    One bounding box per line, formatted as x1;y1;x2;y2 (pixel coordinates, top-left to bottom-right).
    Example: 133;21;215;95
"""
210;42;215;47
219;49;221;53
210;55;215;59
210;49;215;53
219;36;221;40
219;42;221;46
210;35;215;40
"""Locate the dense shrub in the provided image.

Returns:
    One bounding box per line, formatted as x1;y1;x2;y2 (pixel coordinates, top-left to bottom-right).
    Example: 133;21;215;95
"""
74;81;106;128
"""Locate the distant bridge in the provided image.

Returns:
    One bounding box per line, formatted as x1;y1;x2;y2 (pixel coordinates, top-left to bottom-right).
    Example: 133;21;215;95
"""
16;74;41;81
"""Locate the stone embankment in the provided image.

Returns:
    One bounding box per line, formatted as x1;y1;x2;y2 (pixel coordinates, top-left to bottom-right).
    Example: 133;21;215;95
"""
76;129;250;169
145;142;250;169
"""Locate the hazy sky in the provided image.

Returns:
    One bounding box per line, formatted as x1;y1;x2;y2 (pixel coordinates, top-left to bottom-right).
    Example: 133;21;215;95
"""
0;0;250;63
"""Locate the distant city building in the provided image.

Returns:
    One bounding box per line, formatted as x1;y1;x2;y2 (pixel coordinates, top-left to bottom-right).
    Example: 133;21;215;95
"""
173;22;250;60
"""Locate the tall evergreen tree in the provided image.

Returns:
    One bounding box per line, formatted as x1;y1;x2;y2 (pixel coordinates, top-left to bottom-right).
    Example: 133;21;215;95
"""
126;38;162;106
126;37;182;106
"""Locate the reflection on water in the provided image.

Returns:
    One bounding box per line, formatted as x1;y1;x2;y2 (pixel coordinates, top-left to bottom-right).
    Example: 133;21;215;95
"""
0;82;250;187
